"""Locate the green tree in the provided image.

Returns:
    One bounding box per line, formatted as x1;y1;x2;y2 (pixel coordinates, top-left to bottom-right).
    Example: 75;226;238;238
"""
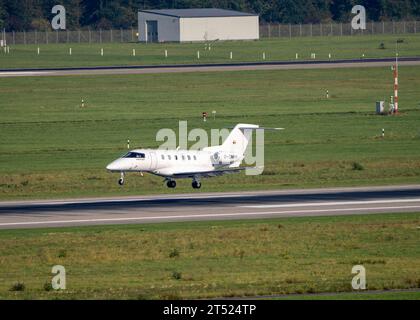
1;0;420;30
330;0;354;22
0;0;6;29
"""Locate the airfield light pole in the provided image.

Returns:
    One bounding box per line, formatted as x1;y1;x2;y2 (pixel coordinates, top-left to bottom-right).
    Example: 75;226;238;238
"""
393;42;399;113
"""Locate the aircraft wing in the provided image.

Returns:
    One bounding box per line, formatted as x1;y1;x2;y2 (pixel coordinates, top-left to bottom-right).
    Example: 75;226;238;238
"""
154;167;255;179
172;167;250;178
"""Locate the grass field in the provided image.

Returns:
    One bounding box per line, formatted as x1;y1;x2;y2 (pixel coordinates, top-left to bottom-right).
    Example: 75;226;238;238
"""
273;290;420;300
0;213;419;299
1;35;420;301
1;34;420;69
1;65;420;200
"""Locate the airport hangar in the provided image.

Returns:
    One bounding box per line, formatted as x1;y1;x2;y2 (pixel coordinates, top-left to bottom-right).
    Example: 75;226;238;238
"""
138;8;259;42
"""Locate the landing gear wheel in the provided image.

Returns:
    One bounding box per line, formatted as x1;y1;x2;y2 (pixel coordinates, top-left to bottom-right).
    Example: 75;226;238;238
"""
167;180;176;188
118;172;125;186
192;181;201;189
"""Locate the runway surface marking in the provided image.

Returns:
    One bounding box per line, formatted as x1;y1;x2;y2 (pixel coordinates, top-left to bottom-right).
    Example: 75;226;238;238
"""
1;205;420;228
1;185;419;229
239;197;420;208
0;192;260;207
2;184;419;207
0;71;54;77
1;58;420;77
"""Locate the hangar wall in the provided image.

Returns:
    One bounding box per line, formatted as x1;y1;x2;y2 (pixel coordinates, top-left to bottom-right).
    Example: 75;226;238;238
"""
138;12;180;42
179;16;259;42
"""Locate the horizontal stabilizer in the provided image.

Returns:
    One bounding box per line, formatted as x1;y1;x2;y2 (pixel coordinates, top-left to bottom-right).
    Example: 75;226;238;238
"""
225;126;284;131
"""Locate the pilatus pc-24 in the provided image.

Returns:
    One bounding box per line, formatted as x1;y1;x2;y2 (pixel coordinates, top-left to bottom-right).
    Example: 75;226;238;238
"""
106;124;282;189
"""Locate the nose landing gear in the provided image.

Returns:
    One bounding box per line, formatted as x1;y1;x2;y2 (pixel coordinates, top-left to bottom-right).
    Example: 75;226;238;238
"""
166;180;176;188
118;172;125;186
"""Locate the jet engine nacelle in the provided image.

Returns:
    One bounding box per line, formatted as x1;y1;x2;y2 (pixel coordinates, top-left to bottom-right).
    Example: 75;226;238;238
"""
212;151;239;165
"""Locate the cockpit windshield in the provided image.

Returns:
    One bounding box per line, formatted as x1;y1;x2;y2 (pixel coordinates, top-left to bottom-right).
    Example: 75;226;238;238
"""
123;152;145;159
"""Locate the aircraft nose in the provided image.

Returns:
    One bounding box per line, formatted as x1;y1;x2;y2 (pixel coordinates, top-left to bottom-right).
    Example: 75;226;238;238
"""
106;161;118;171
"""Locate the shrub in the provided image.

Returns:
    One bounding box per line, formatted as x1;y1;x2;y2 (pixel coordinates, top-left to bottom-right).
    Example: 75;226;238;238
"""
58;249;67;258
10;282;25;292
43;281;53;292
172;271;182;280
262;169;277;176
352;162;364;171
169;248;179;258
307;286;316;294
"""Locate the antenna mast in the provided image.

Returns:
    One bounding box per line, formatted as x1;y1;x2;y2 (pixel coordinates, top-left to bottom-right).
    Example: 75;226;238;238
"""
393;43;399;113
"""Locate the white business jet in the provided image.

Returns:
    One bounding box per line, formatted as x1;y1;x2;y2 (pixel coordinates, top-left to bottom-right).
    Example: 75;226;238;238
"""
106;124;282;189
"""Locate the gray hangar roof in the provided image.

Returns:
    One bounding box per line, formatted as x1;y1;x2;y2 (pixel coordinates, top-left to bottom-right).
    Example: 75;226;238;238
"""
138;8;258;18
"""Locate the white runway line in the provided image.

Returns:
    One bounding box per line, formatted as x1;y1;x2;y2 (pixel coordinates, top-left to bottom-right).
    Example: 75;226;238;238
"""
0;192;252;207
1;204;419;227
239;198;420;208
0;71;53;77
1;60;420;78
2;185;419;207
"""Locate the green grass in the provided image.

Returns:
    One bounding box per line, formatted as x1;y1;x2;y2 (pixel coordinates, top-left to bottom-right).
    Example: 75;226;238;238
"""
1;34;420;69
1;65;420;200
0;213;419;299
273;290;420;300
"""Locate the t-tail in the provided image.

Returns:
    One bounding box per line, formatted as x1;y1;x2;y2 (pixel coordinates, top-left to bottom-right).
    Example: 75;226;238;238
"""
204;123;283;168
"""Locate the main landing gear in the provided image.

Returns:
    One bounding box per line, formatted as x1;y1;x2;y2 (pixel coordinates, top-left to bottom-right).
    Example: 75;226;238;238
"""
166;180;177;188
118;172;124;185
192;180;201;189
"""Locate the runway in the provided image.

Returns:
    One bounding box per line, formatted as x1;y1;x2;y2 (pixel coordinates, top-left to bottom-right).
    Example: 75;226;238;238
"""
0;185;419;229
1;57;420;77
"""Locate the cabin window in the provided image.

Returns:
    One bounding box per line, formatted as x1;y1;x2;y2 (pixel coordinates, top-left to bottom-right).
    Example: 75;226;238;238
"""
187;155;191;160
168;155;171;160
161;154;164;160
193;155;197;160
175;155;178;160
182;155;185;160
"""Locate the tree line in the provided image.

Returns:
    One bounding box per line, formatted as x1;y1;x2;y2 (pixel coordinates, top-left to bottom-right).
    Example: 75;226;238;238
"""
0;0;419;31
